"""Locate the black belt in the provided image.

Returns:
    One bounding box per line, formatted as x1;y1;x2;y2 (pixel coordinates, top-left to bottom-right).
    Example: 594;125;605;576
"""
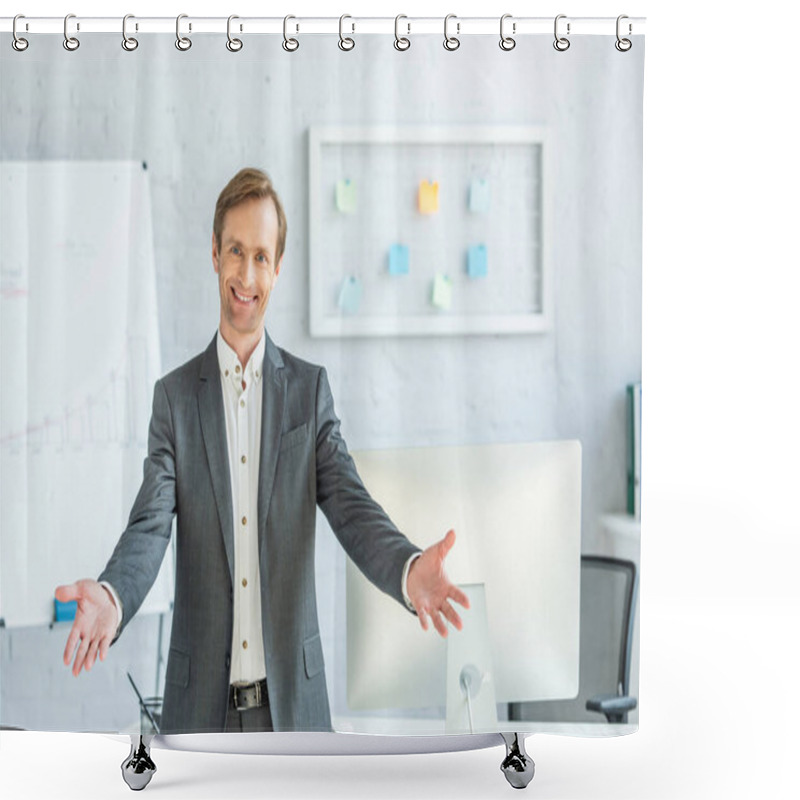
229;679;268;712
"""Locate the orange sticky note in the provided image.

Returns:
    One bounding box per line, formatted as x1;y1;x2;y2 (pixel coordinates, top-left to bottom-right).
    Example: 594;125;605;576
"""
419;180;439;214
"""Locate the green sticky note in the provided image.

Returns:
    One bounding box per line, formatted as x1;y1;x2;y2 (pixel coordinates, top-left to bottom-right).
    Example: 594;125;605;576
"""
431;274;453;310
336;179;357;213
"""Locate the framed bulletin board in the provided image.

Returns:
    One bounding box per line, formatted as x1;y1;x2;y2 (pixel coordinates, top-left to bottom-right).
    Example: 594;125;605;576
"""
308;125;551;337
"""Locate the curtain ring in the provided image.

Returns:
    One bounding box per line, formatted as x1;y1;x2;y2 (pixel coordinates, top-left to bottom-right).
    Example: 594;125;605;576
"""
394;14;410;51
63;13;80;51
615;15;632;52
339;14;355;51
499;14;516;51
226;15;243;52
283;15;299;52
443;14;460;51
175;14;192;51
122;14;139;51
553;14;570;51
12;14;29;52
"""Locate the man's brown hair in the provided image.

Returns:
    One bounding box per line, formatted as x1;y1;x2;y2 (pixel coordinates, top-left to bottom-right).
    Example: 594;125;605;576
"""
213;167;288;263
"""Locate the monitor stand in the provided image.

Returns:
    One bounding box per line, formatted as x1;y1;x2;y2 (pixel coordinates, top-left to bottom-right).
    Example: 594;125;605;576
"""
445;583;498;734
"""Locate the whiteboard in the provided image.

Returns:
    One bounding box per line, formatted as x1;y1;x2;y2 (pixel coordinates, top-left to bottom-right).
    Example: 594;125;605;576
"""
0;160;174;627
309;126;552;337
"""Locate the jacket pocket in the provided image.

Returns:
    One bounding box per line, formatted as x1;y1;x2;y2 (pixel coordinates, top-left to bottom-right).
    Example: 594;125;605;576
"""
165;647;190;688
303;633;325;679
280;422;308;454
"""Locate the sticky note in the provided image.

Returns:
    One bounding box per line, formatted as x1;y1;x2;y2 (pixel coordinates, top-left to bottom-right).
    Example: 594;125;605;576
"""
467;245;488;278
431;274;453;310
469;178;491;213
388;244;410;276
419;180;439;214
336;179;357;213
338;276;362;315
54;598;77;622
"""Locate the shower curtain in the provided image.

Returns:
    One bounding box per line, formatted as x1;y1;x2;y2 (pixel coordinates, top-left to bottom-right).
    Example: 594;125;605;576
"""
0;18;644;740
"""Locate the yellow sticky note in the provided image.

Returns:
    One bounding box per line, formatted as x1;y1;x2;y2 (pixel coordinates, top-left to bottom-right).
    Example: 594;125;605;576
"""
419;180;439;214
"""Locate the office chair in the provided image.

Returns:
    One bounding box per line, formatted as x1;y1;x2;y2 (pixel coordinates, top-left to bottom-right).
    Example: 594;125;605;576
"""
582;555;638;724
508;554;638;725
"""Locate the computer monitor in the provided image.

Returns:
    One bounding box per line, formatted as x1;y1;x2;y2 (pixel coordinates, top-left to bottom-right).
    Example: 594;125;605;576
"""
345;440;582;728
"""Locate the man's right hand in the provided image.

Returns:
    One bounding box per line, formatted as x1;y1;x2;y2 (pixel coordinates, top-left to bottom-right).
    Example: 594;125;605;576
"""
55;580;118;677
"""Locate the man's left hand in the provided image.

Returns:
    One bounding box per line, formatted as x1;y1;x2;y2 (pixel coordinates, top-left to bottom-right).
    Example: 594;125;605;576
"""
406;529;469;637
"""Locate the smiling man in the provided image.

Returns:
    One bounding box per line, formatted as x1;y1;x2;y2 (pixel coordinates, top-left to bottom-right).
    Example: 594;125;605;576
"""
55;168;468;734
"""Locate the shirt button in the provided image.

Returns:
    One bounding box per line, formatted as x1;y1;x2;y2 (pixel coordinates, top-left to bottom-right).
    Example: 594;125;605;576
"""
241;455;247;464
242;578;248;588
225;369;229;377
242;640;248;650
240;399;245;407
235;365;241;373
242;516;247;526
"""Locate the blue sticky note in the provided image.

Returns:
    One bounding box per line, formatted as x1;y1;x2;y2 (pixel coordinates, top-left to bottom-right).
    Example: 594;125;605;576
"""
336;179;357;213
469;178;490;213
431;274;453;310
388;244;410;276
338;276;363;315
467;245;488;278
54;599;77;622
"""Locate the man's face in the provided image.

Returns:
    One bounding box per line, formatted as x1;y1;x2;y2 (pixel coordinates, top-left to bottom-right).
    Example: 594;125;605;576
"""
212;196;283;345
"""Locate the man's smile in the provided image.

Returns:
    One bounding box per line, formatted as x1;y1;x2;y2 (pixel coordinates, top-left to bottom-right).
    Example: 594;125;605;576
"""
232;287;257;305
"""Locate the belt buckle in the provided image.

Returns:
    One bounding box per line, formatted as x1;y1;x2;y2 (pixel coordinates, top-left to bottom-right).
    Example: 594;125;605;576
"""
232;680;260;711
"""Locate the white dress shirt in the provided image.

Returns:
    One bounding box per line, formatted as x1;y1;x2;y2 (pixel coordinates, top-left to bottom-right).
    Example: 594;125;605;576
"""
216;328;268;684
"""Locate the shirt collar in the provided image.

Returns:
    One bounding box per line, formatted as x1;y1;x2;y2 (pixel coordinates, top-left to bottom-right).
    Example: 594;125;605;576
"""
216;328;266;385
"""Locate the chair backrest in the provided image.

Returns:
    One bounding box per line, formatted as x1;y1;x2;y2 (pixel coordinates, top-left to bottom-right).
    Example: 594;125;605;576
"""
580;556;638;698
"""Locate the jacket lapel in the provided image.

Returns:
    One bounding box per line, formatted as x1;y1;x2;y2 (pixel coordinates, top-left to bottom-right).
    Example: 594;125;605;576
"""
197;334;235;586
257;333;286;564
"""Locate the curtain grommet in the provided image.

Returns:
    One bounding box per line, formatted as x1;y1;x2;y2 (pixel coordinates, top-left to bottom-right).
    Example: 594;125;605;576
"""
499;14;516;51
338;14;355;51
63;13;80;51
122;14;139;52
12;14;29;52
394;15;411;51
175;14;192;51
283;15;299;52
226;15;243;52
443;14;460;51
553;14;570;51
615;15;632;51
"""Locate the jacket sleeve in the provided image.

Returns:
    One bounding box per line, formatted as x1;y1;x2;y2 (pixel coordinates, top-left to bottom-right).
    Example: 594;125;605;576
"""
313;367;421;609
97;378;176;636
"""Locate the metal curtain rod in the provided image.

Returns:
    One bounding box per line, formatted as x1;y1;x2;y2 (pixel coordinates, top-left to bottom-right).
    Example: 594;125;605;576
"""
1;16;646;37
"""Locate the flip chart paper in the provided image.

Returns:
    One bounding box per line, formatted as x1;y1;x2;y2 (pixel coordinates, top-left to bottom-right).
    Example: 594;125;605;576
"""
336;179;357;213
467;245;488;278
388;244;410;276
432;274;453;310
338;276;363;314
419;180;439;214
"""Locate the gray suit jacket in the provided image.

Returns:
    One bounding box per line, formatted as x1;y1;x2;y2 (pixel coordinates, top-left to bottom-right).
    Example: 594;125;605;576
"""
99;332;420;733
